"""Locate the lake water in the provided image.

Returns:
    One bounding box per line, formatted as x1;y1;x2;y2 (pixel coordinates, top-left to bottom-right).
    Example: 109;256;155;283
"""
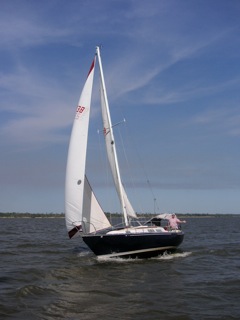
0;216;239;320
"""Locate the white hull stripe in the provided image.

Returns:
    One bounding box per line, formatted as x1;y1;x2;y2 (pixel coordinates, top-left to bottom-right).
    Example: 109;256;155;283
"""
97;246;176;259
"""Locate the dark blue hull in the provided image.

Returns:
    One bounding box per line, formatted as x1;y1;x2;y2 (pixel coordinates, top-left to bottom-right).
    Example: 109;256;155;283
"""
82;232;184;258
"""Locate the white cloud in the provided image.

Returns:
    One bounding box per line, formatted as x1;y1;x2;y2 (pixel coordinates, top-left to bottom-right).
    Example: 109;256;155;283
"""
0;63;75;149
191;106;240;137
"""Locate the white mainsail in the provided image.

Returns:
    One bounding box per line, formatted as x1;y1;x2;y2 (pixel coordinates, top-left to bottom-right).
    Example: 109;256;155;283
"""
65;56;111;238
96;46;137;221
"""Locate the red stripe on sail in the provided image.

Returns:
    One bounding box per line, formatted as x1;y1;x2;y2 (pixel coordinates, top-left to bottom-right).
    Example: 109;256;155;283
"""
87;58;95;77
68;225;82;239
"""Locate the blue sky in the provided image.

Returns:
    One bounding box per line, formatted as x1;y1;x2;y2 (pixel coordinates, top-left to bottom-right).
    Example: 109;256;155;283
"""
0;0;239;214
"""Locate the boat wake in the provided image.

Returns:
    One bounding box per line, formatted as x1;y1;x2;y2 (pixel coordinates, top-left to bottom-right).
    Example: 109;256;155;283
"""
77;251;91;258
96;256;143;263
96;251;192;263
153;251;192;260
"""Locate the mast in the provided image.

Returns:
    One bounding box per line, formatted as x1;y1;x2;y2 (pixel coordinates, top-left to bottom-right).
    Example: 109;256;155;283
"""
96;46;129;227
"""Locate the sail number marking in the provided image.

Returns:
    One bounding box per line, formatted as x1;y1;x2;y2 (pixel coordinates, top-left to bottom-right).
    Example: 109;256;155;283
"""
75;106;85;119
76;106;85;114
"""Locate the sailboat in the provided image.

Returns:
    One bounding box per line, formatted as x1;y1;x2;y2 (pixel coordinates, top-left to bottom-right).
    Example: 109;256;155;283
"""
65;46;184;259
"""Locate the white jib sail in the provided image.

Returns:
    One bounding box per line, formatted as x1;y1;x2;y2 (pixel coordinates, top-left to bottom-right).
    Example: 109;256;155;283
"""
65;56;111;238
96;46;137;220
82;177;111;234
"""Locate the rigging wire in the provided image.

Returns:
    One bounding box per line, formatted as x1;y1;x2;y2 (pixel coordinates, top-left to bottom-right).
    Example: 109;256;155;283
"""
97;128;111;212
117;111;160;214
116;122;143;213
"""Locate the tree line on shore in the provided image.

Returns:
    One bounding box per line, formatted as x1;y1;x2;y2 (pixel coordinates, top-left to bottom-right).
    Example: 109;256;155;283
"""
0;212;238;218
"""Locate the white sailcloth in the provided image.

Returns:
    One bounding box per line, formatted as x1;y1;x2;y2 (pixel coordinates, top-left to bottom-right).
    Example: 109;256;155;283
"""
82;176;111;234
97;48;137;219
65;57;111;238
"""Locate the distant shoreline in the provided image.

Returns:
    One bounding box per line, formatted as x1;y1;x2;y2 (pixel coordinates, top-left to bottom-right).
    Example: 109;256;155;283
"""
0;212;239;218
0;213;65;218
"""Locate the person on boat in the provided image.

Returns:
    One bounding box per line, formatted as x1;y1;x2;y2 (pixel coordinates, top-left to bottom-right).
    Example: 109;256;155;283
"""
168;214;186;230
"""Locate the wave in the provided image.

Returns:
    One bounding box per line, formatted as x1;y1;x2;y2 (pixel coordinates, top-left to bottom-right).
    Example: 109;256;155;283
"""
96;251;192;263
97;256;143;263
15;285;55;298
77;251;91;258
153;251;192;260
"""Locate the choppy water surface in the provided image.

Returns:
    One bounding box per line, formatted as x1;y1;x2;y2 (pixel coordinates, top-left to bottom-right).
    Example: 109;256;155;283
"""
0;216;240;320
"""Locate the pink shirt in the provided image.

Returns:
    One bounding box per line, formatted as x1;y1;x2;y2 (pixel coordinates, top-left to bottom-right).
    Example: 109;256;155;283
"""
168;216;181;229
